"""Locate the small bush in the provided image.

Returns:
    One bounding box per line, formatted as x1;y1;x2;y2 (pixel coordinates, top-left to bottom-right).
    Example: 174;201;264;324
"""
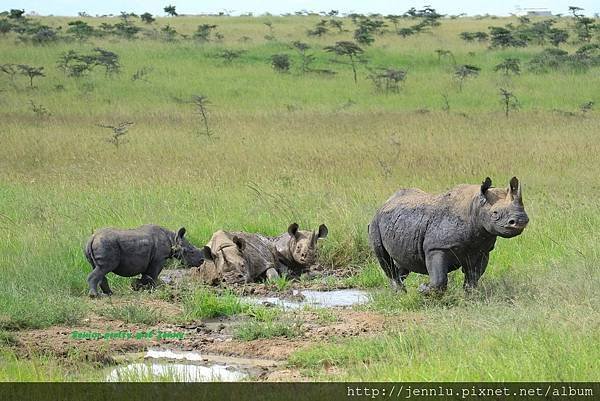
271;53;291;72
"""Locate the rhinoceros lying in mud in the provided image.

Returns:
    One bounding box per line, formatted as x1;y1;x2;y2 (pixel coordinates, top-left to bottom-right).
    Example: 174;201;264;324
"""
271;223;329;275
194;230;278;285
84;224;205;297
194;223;328;285
368;177;528;294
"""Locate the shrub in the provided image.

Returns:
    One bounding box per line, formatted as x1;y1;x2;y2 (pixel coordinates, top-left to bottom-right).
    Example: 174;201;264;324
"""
140;12;155;24
270;53;291;72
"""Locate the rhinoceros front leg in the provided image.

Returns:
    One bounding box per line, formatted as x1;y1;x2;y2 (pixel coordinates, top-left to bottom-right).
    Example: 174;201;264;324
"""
419;250;452;295
142;260;167;288
131;274;155;291
462;252;489;292
265;267;280;280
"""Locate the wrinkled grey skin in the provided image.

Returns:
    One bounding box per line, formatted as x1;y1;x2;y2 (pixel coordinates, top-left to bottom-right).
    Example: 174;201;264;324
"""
202;231;278;284
369;177;528;294
84;224;204;297
199;223;329;284
271;223;329;275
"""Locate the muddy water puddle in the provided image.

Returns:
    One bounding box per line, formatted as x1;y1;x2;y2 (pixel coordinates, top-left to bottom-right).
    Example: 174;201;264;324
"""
106;349;279;382
244;289;370;309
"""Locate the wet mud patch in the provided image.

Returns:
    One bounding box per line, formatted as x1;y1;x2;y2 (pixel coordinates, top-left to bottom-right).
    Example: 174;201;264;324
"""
7;272;424;381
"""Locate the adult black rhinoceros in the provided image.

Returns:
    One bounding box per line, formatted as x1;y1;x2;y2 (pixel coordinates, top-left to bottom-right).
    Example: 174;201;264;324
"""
368;177;529;294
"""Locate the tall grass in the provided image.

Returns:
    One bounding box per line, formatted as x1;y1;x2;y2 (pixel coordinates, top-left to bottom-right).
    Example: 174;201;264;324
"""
0;14;598;380
290;262;600;380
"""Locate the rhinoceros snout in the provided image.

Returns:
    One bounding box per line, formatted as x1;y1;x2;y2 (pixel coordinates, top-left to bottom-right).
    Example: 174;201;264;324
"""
508;213;529;229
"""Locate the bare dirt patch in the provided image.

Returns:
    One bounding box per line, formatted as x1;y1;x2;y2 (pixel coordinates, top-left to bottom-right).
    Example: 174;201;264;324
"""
9;276;424;380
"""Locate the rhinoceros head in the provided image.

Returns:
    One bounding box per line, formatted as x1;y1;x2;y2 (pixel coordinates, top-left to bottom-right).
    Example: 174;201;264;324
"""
201;235;247;283
172;227;205;267
478;177;529;238
286;223;328;266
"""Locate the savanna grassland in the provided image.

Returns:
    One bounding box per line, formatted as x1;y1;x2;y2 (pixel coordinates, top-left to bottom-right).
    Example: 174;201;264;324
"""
0;10;599;381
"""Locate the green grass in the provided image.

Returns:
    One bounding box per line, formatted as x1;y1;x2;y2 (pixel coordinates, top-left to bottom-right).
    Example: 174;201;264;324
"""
234;319;303;341
97;304;163;325
265;274;292;291
183;288;249;319
0;13;599;381
290;262;600;380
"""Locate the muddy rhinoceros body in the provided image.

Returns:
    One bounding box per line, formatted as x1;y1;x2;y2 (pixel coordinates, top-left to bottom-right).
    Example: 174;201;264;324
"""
195;230;277;285
369;177;529;293
84;224;204;296
196;223;328;285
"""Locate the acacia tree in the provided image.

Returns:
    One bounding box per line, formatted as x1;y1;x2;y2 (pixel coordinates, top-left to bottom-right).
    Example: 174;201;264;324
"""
499;88;519;117
18;65;45;87
325;41;364;84
192;95;212;137
494;58;521;75
291;41;315;73
164;5;177;17
0;63;19;82
454;64;480;91
98;121;134;147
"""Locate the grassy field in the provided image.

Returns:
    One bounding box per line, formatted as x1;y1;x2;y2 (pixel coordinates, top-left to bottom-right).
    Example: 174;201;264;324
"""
0;12;599;381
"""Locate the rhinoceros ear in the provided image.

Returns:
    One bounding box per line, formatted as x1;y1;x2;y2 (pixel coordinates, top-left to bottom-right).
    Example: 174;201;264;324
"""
202;246;214;261
176;227;186;241
317;224;328;239
509;177;522;204
288;223;299;238
480;177;492;194
232;236;246;251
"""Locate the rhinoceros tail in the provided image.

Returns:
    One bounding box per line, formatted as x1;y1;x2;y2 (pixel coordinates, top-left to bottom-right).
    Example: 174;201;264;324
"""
84;236;98;270
368;216;397;281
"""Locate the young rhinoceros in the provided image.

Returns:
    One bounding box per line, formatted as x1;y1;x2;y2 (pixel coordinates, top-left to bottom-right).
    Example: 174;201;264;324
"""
84;224;204;297
271;223;329;275
195;230;278;285
368;177;528;294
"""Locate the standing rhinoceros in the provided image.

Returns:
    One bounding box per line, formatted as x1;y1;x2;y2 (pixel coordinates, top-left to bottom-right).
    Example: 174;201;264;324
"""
84;224;205;297
368;177;528;294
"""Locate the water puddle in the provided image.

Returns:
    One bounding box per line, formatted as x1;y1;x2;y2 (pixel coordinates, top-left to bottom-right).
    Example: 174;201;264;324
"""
244;289;370;310
106;362;247;382
106;349;278;382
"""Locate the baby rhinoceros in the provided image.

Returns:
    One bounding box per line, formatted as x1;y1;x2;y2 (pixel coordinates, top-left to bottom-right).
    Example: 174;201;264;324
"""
272;223;329;276
84;224;205;297
369;177;529;294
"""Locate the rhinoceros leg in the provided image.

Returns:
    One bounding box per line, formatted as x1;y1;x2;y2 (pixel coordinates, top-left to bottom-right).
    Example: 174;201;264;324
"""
144;260;166;286
132;274;156;291
99;276;113;295
462;252;489;292
265;267;280;280
87;269;106;297
419;250;451;295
